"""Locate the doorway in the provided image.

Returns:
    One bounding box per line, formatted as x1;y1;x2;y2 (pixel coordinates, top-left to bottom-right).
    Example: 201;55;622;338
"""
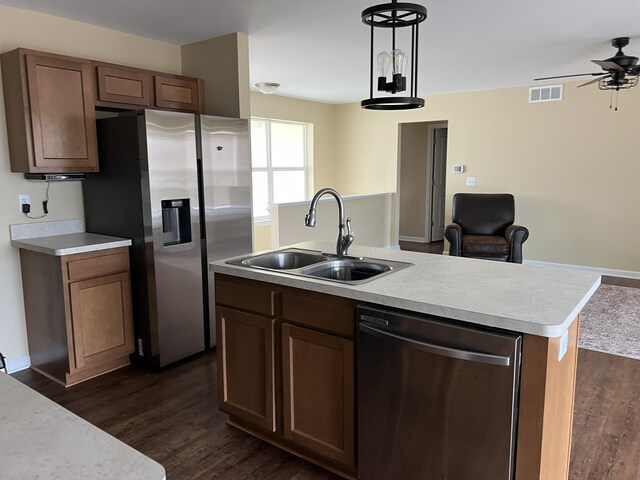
398;121;448;248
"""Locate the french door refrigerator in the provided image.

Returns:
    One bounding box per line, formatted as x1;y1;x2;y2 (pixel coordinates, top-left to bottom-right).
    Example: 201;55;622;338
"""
83;109;252;367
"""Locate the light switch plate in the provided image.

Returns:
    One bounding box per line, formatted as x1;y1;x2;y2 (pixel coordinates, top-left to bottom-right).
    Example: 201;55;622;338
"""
466;176;476;187
452;165;465;174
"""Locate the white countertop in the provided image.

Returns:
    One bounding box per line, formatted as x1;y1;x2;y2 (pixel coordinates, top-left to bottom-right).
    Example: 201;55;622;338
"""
0;373;165;480
210;242;601;338
12;232;132;256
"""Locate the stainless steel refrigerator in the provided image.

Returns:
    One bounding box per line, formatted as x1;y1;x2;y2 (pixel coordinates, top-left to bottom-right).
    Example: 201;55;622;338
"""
83;109;252;367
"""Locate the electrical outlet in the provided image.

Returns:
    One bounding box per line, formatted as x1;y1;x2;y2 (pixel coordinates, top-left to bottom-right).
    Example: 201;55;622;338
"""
18;194;30;213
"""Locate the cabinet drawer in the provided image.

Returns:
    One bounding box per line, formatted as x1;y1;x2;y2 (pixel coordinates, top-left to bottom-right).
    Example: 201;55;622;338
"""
281;293;355;338
96;65;152;106
67;252;129;282
215;276;275;316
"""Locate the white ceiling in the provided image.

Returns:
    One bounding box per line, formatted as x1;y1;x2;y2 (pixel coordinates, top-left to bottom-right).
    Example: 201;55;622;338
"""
1;0;640;104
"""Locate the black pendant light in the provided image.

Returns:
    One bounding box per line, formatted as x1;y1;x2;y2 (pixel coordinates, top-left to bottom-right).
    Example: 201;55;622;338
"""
361;0;427;110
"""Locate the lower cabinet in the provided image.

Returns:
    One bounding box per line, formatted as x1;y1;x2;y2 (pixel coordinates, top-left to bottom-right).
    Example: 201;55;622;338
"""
215;274;357;478
217;306;276;432
282;323;355;466
19;246;134;386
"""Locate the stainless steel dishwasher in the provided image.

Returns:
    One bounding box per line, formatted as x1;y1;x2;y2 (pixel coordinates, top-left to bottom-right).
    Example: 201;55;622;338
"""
357;304;522;480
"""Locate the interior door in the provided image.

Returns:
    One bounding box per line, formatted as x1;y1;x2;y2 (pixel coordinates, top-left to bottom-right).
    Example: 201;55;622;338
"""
430;128;448;241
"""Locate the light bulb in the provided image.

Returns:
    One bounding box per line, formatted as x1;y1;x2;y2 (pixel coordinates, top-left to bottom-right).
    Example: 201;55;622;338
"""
377;51;391;78
392;49;408;76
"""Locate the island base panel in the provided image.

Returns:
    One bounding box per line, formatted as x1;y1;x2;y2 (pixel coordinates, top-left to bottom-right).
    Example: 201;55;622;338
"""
516;316;579;480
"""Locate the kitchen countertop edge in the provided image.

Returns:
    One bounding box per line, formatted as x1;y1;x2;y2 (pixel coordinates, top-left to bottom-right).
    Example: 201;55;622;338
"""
12;232;132;256
210;242;601;338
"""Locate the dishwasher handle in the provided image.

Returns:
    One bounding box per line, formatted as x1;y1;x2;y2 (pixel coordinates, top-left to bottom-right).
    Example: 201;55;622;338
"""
359;322;512;367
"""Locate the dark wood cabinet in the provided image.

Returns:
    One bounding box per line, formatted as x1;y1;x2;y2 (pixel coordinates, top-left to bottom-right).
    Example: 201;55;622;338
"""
1;49;98;173
1;47;206;173
93;61;204;113
154;75;201;112
217;306;276;432
282;323;355;467
95;64;152;107
19;246;134;386
215;274;357;478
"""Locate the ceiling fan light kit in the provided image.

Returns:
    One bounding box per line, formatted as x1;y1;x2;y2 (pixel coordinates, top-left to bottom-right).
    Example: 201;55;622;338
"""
361;0;427;110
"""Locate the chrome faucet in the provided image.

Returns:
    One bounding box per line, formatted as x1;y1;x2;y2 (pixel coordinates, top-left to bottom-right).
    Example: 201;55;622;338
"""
305;188;354;257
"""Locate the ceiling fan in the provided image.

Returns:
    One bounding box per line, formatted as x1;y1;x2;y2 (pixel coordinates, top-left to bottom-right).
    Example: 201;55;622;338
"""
534;37;639;109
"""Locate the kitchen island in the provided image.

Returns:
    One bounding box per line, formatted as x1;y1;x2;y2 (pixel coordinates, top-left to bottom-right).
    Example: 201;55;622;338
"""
210;242;601;480
0;372;165;479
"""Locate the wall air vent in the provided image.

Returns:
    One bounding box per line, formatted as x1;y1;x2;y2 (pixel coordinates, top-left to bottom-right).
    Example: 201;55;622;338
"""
529;85;563;103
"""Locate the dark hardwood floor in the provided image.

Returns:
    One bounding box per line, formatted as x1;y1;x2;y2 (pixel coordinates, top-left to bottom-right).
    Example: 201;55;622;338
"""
399;240;444;254
13;347;640;479
13;352;337;480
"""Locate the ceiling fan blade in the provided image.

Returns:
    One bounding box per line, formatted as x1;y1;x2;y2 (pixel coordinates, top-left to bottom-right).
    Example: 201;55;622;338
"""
592;60;624;71
534;72;607;81
577;75;609;88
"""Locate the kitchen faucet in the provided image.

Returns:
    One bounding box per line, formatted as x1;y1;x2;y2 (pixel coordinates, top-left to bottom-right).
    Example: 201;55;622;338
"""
305;188;354;256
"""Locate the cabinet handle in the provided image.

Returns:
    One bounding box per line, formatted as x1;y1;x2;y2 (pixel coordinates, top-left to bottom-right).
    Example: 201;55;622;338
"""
359;322;512;366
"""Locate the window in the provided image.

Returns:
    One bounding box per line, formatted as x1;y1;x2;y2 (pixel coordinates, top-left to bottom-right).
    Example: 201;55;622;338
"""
251;118;311;223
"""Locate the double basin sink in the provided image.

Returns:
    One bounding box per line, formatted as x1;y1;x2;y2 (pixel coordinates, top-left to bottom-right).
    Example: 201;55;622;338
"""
227;248;413;285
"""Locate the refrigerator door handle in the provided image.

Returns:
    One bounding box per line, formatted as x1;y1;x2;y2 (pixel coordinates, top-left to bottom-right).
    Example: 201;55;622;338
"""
359;322;512;366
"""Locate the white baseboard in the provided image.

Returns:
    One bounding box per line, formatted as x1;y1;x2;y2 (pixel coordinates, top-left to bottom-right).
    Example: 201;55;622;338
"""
5;355;31;374
523;260;640;280
399;236;426;243
386;245;401;251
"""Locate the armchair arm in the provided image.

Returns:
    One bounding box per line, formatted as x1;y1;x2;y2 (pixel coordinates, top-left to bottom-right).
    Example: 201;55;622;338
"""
504;224;529;263
444;223;463;257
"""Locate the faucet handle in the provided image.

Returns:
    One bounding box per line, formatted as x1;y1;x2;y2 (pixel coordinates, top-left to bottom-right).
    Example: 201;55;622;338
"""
345;217;353;236
343;217;354;255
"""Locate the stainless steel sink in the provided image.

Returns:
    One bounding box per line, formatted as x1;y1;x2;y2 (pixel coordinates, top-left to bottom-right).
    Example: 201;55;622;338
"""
240;249;328;270
299;259;392;282
227;248;412;285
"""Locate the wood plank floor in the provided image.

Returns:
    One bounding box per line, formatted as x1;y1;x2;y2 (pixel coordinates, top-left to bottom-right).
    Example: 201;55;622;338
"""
399;240;444;254
12;348;640;479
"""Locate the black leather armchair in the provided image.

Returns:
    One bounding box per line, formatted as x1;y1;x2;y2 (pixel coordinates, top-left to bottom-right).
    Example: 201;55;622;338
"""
444;193;529;263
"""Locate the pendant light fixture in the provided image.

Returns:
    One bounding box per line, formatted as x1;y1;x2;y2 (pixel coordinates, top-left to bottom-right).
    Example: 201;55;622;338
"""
361;0;427;110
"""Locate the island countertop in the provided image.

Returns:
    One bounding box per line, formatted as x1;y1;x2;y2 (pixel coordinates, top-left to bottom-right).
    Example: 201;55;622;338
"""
210;241;601;337
0;373;165;480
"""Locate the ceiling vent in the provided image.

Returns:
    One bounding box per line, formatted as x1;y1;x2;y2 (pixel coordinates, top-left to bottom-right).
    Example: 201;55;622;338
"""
529;85;563;103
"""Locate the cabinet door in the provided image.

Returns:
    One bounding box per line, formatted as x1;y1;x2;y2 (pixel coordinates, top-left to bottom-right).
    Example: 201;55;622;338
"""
282;323;355;467
25;54;98;171
69;272;134;371
154;75;199;112
217;306;276;432
96;65;152;106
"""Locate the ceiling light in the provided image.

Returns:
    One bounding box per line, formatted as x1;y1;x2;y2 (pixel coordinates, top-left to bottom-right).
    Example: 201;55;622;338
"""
255;82;280;95
361;0;427;110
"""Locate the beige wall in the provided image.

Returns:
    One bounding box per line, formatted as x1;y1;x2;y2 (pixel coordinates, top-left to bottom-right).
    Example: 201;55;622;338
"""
253;224;272;252
333;84;640;271
0;5;181;363
271;193;394;249
398;122;429;239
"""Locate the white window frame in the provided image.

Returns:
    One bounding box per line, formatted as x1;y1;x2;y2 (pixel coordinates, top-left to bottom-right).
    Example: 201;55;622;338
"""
251;117;311;224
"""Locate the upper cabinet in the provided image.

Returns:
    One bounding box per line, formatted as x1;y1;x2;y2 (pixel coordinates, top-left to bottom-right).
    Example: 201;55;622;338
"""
95;64;153;107
1;49;99;173
1;48;205;173
93;62;204;113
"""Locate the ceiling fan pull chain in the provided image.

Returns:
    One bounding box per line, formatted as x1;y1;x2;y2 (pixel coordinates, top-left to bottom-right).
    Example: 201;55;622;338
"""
610;89;613;109
615;89;619;111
